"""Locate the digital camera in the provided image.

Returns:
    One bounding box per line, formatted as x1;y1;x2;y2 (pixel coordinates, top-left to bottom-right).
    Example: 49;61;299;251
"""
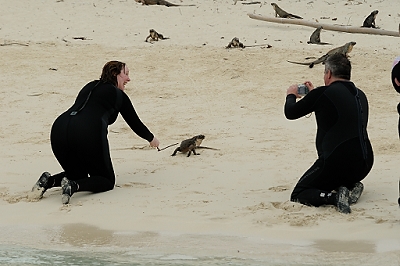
297;84;309;96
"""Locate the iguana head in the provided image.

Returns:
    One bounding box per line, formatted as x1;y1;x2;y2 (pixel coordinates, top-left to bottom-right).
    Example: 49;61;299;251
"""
232;37;240;44
346;42;356;53
372;10;379;16
194;135;205;146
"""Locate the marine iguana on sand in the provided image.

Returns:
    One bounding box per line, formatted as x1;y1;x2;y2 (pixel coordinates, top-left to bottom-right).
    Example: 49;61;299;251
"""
226;37;244;48
225;37;272;49
287;42;356;68
171;135;219;157
145;29;169;42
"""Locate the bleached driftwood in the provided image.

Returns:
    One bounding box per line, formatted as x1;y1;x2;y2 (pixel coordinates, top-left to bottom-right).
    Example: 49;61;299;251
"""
248;14;400;37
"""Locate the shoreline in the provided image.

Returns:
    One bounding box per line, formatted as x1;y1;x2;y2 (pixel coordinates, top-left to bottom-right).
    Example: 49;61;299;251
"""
2;221;400;252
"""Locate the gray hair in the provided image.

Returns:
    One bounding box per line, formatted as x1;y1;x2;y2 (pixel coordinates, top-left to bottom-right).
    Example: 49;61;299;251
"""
324;53;351;80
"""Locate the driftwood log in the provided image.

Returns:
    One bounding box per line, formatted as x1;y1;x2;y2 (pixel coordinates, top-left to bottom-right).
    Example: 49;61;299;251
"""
248;14;400;37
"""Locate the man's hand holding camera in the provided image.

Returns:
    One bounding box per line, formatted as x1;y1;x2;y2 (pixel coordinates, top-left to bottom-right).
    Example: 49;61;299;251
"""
287;81;314;98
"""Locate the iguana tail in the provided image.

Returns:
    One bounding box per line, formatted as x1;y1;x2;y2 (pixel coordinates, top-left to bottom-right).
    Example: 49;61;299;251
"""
287;60;320;68
287;60;312;66
289;14;303;19
316;42;332;45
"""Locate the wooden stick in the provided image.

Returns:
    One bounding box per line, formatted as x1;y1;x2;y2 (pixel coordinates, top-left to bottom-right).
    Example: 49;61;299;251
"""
247;14;400;37
242;1;261;5
0;42;29;46
157;142;179;152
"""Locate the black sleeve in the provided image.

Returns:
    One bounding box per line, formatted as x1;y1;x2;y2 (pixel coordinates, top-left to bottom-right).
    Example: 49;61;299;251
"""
284;88;323;120
119;92;154;142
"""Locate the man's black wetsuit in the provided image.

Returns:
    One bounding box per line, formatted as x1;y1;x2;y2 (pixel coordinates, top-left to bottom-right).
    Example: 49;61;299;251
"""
50;80;154;193
284;81;374;207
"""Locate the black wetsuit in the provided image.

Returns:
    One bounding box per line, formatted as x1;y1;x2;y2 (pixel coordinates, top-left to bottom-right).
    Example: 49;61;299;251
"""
391;61;400;205
284;81;374;207
391;62;400;138
49;80;154;193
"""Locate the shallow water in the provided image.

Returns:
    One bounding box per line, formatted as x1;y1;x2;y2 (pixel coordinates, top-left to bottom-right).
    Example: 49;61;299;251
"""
1;241;400;266
0;224;399;266
0;244;321;266
0;244;382;266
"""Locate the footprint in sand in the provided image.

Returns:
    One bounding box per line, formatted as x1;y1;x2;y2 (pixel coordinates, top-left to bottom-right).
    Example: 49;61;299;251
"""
119;182;154;188
268;185;291;192
271;201;304;211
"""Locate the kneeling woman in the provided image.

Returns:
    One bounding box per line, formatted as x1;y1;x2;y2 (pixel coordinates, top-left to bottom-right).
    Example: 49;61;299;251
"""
32;61;159;204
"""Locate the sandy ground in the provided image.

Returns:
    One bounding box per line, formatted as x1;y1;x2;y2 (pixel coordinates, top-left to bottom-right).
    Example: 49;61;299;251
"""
0;0;400;263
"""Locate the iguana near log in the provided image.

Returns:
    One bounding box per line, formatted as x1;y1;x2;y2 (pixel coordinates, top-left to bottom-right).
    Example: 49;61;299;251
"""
271;3;302;19
307;26;331;45
362;10;379;28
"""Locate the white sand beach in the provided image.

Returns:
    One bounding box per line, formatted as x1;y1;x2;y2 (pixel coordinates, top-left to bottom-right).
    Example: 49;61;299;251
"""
0;0;400;264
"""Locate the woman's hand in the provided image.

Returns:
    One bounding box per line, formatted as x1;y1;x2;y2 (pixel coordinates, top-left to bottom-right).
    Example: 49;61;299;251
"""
149;137;160;148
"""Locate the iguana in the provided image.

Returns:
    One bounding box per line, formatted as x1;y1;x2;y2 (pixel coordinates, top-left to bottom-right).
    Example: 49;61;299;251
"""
362;10;379;28
171;135;219;157
287;41;356;68
225;37;272;49
271;3;303;19
145;29;169;42
226;37;244;48
135;0;195;7
307;26;331;45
